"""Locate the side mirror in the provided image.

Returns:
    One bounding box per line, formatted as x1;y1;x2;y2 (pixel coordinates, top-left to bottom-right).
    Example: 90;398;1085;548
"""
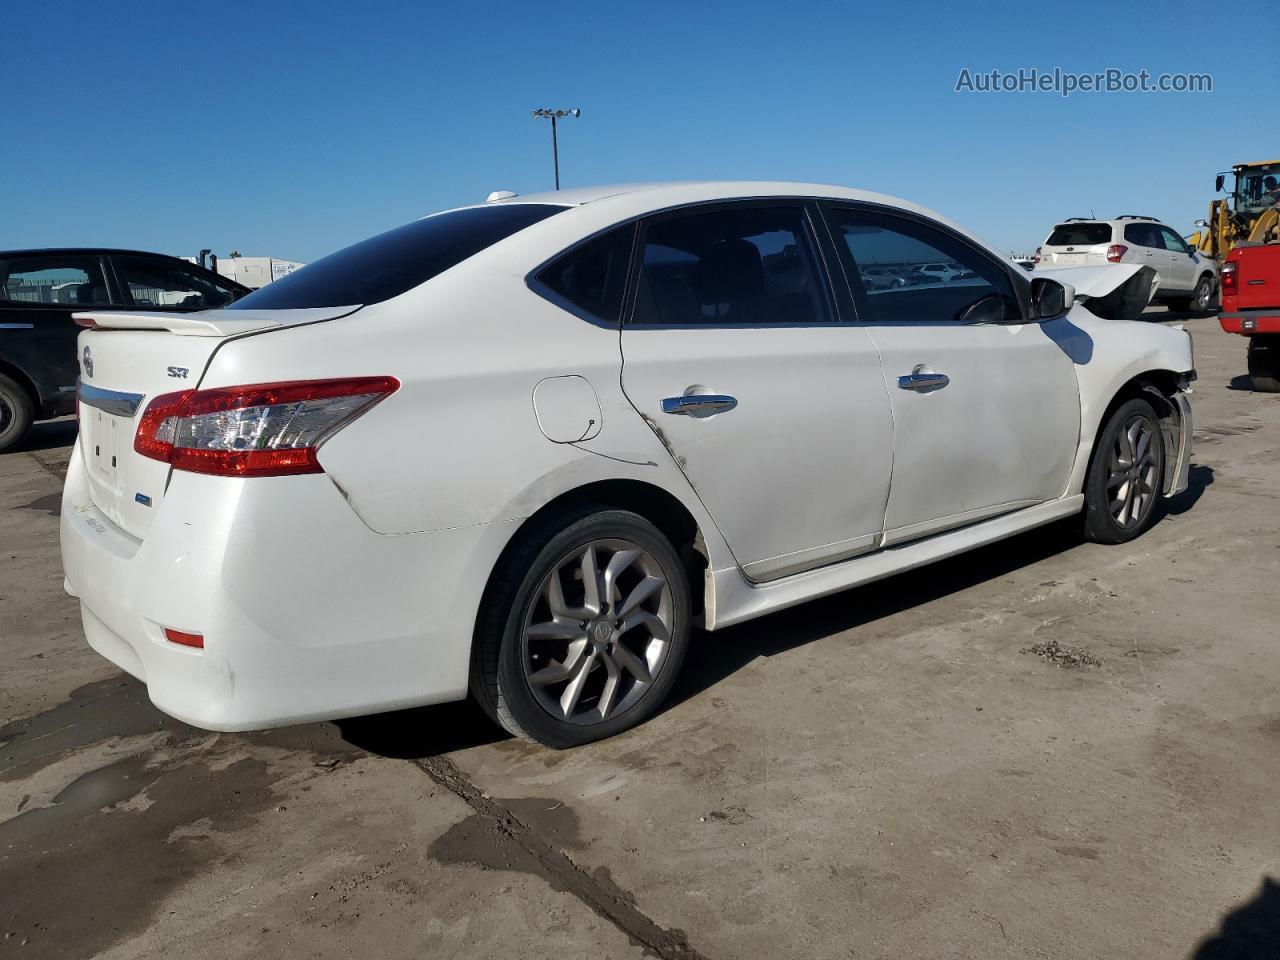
1215;174;1225;193
956;293;1007;325
1194;218;1209;228
1031;277;1073;319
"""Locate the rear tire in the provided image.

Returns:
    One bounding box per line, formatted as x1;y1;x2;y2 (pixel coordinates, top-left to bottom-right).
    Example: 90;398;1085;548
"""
471;506;692;749
1082;398;1166;545
0;374;35;454
1249;336;1280;392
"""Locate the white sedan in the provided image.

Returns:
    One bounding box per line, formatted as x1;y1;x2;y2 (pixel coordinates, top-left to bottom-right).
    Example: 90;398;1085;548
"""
62;181;1194;748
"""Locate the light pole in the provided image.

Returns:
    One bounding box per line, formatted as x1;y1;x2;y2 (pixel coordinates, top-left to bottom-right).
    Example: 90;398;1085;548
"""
531;107;580;190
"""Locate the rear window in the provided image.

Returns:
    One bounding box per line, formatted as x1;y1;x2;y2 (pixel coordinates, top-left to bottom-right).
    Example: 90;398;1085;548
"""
1045;223;1113;246
230;204;566;310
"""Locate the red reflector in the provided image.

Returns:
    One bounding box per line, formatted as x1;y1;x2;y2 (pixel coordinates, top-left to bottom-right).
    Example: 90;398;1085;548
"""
164;628;204;648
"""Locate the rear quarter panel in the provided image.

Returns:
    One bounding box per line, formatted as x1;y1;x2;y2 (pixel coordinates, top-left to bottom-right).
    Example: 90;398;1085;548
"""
199;258;731;562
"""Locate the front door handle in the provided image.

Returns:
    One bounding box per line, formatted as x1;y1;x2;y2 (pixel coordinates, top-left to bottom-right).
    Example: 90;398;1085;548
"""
897;366;950;393
662;393;738;416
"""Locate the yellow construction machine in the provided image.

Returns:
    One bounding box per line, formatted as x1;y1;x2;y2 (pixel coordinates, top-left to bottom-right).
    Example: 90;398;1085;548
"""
1191;160;1280;259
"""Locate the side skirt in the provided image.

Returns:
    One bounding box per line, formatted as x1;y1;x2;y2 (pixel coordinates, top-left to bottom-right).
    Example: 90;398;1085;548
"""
706;495;1084;630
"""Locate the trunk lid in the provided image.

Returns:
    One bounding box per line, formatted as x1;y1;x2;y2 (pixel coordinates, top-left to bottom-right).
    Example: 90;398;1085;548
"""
72;306;358;539
1234;245;1280;311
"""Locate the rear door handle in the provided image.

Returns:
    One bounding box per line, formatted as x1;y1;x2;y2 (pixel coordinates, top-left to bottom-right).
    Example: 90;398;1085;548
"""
662;393;737;416
897;366;950;393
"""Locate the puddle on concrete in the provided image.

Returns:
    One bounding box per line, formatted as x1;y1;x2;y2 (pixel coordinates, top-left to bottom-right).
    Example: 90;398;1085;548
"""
428;795;582;875
0;753;276;959
17;493;61;517
0;678;187;782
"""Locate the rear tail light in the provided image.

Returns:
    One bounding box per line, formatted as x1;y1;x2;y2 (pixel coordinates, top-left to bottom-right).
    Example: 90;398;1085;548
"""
1221;259;1237;291
73;316;100;329
1032;246;1041;264
134;377;399;477
1106;244;1128;263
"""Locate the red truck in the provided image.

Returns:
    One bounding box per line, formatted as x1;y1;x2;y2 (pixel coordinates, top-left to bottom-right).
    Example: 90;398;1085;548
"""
1220;244;1280;391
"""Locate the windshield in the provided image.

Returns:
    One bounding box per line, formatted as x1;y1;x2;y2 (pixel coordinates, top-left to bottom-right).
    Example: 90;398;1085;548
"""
1046;223;1112;246
229;204;566;310
1234;163;1280;216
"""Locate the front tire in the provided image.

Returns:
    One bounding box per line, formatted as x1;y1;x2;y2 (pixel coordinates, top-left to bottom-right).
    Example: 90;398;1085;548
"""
472;506;692;748
1248;336;1280;392
1082;398;1166;544
0;374;35;454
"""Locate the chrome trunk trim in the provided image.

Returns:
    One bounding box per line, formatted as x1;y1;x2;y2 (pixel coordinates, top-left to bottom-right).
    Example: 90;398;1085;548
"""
76;380;146;418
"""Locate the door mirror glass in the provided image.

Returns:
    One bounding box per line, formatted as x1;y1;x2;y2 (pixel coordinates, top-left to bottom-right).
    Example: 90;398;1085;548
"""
1215;173;1225;193
1031;277;1072;319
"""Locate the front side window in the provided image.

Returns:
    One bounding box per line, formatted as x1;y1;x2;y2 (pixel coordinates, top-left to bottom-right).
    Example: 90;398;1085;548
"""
536;225;634;323
230;203;566;311
825;207;1018;325
1158;226;1191;255
631;205;831;325
117;257;236;310
0;256;111;306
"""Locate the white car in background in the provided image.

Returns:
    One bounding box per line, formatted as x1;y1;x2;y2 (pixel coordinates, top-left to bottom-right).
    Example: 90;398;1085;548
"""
62;181;1194;748
1034;216;1218;313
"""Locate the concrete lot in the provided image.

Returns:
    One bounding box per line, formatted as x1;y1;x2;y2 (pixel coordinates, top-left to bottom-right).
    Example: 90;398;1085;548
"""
1;314;1278;960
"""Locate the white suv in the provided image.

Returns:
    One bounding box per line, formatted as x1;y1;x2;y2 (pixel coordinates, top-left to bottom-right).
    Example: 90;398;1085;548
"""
1034;216;1218;313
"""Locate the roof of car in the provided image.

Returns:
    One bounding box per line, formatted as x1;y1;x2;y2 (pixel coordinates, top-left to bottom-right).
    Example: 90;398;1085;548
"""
0;246;208;260
489;180;920;209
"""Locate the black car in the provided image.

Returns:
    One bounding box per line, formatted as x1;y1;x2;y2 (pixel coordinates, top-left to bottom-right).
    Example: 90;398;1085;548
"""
0;248;250;452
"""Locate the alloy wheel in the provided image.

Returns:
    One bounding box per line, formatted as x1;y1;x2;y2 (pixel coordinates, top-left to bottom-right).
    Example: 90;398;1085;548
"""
1107;415;1159;528
1196;280;1212;311
0;395;12;437
521;538;675;725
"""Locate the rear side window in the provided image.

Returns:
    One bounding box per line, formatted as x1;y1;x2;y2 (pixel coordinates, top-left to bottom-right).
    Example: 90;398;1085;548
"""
1124;223;1163;248
631;206;830;325
230;204;565;310
536;225;635;323
0;256;111;305
1046;223;1112;246
116;256;237;309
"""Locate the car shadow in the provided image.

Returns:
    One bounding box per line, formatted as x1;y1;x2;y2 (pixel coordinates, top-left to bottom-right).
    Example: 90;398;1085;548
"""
1163;464;1214;516
1228;374;1264;392
1191;876;1280;959
1144;305;1216;324
339;474;1216;759
6;418;78;453
335;697;510;759
663;516;1086;713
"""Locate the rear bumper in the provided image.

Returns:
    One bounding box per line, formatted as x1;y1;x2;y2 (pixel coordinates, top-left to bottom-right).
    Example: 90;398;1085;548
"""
1220;311;1280;335
60;441;516;730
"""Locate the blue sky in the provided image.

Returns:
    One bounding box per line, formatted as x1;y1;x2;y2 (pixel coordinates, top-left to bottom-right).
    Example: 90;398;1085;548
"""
4;0;1274;262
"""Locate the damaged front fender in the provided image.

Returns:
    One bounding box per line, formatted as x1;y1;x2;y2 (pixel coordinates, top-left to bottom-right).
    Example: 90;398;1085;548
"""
1036;264;1160;323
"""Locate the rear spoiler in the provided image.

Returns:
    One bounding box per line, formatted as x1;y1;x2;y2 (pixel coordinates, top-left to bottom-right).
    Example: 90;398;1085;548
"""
71;305;361;337
1034;264;1159;323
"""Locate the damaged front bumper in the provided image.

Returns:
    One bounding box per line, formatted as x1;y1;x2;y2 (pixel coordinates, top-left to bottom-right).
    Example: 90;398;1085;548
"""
1156;380;1194;498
